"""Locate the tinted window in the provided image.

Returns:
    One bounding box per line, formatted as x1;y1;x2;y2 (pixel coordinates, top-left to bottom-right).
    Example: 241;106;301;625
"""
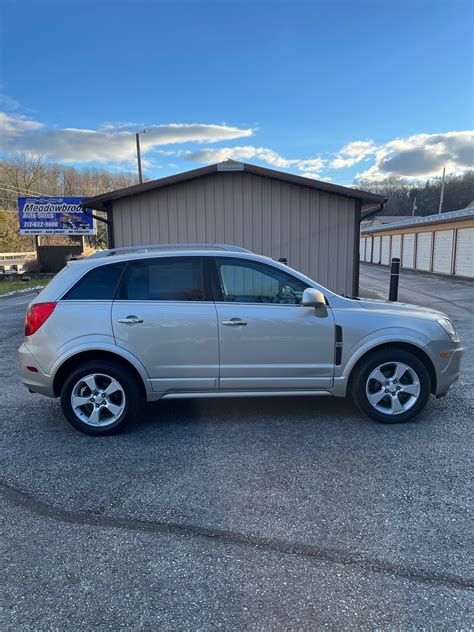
118;257;204;301
217;259;308;304
63;263;125;300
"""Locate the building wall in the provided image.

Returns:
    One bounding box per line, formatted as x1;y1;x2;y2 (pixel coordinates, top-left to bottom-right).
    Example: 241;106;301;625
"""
111;171;358;295
360;218;474;278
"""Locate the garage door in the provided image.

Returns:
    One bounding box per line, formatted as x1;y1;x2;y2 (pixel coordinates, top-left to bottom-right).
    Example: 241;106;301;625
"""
454;228;474;277
360;238;366;261
381;236;390;265
373;236;381;264
391;235;401;260
365;237;372;262
402;233;415;268
432;230;454;274
416;232;432;271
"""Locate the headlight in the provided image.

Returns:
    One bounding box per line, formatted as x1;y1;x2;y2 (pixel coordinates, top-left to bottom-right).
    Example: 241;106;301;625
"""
437;318;459;342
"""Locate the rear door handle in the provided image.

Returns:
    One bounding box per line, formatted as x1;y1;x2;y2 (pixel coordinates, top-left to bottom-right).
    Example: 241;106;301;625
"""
117;316;144;324
222;319;247;326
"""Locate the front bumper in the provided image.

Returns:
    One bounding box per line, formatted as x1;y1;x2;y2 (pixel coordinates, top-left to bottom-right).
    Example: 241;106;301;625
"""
427;342;464;396
18;343;55;397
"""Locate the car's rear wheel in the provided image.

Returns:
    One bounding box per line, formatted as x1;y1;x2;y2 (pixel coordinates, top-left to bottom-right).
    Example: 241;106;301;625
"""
60;361;140;435
351;349;431;423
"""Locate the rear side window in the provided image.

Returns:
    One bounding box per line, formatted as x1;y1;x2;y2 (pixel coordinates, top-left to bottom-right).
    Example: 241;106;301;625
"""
62;263;125;300
117;257;204;301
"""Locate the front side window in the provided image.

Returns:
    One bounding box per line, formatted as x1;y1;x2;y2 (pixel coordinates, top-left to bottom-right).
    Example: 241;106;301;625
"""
118;257;204;301
216;258;308;304
62;262;125;300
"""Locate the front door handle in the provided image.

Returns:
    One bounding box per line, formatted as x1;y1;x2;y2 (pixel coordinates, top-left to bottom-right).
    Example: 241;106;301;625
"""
222;319;247;326
117;316;144;324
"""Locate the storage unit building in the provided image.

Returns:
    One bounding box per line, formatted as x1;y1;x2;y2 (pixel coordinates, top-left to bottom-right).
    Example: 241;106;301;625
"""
84;161;386;296
455;228;474;276
402;233;415;269
381;235;390;265
373;236;381;264
416;232;432;271
360;208;474;278
391;234;402;260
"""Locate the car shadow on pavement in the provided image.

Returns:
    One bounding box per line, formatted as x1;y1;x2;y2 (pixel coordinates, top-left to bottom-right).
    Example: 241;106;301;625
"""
130;395;373;433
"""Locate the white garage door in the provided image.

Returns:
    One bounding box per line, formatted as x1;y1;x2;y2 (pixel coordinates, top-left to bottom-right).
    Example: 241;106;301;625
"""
391;234;401;260
373;236;381;264
365;237;372;262
432;230;454;274
381;236;390;265
455;228;474;277
360;238;366;261
402;233;415;268
416;232;432;271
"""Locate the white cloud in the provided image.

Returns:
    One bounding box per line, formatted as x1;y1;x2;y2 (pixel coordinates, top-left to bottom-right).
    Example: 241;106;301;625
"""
296;157;325;172
0;95;20;110
0;112;43;135
331;140;376;168
2;106;471;186
99;121;143;132
299;172;321;179
0;112;254;163
184;145;325;173
355;131;474;181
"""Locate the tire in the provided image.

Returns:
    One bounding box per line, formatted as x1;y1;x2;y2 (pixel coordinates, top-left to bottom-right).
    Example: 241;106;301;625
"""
60;360;140;435
350;349;431;424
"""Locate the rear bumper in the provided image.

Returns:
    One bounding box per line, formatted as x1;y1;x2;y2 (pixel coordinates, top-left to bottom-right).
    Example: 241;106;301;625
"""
18;343;55;397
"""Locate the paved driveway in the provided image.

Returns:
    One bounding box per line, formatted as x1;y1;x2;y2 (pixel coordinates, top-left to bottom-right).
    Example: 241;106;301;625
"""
1;267;473;630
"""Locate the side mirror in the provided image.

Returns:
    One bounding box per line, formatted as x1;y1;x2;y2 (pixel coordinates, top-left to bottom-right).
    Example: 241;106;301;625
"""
301;288;326;308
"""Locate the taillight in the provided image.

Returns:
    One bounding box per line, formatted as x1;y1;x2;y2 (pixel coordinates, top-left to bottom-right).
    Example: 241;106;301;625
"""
25;302;57;336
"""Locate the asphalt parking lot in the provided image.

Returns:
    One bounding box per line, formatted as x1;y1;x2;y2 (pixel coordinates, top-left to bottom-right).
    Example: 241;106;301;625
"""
1;265;473;630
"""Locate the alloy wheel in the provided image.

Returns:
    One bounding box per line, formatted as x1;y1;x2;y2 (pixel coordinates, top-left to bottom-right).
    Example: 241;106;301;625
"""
70;373;126;427
365;361;421;415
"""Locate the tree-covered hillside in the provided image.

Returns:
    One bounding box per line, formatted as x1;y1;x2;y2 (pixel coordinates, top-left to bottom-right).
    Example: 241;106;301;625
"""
357;171;473;217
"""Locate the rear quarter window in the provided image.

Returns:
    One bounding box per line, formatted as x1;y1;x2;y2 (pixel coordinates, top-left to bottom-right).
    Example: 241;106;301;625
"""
62;262;125;300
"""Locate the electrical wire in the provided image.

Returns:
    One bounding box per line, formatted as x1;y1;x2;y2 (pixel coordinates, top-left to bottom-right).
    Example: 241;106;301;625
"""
0;180;49;193
0;188;50;198
0;184;52;197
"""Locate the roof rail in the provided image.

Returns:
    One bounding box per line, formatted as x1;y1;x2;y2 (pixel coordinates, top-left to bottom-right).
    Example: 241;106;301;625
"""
89;243;252;258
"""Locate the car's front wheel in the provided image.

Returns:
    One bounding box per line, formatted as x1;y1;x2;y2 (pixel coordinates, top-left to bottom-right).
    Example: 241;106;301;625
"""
351;349;431;423
60;361;140;435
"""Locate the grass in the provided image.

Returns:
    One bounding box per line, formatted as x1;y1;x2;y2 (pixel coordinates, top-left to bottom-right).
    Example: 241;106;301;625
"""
0;274;53;296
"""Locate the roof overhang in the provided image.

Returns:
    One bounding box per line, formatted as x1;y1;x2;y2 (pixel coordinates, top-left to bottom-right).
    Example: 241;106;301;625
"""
82;161;387;216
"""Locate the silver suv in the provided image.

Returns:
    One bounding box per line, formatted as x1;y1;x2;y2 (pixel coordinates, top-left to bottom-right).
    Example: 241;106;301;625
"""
19;244;463;435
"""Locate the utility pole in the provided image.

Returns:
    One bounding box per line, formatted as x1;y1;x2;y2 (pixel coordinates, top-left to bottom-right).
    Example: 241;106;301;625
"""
135;129;146;184
438;166;446;214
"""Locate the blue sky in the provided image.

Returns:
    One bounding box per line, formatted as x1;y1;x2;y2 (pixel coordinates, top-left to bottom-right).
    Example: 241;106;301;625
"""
1;0;473;184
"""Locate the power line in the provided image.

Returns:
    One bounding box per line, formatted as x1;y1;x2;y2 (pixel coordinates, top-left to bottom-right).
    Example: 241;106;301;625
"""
0;180;47;192
0;187;51;198
0;183;52;197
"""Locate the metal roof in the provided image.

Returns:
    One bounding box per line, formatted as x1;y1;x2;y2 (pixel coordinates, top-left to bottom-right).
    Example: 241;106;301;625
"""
361;207;474;234
361;215;414;225
82;160;386;213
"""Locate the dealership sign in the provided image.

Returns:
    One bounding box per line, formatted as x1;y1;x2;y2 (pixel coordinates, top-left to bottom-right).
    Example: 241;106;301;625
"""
18;197;95;235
